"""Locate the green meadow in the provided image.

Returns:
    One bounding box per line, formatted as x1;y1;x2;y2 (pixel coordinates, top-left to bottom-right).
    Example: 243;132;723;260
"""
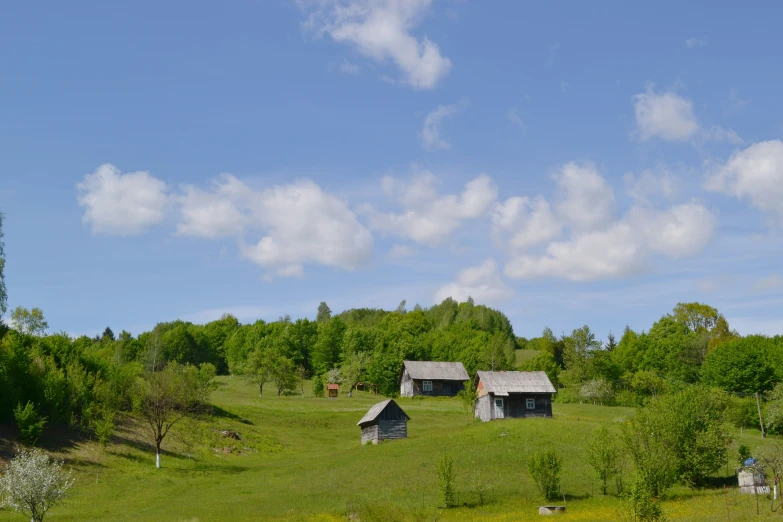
0;376;779;521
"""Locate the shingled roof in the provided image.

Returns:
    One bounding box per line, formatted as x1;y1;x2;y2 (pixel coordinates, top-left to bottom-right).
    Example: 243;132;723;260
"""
357;399;410;426
477;371;556;396
402;361;469;381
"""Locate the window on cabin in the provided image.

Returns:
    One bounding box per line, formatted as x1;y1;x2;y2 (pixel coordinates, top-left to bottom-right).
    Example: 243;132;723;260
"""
422;380;433;392
526;398;536;409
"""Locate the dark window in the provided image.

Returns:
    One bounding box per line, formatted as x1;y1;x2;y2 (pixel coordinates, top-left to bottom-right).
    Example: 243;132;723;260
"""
526;398;535;409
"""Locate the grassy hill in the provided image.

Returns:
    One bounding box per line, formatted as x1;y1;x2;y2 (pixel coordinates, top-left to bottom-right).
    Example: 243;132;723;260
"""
0;377;777;521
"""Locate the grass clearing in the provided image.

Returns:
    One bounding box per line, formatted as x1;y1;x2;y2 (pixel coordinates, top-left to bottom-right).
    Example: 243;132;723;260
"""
0;376;780;521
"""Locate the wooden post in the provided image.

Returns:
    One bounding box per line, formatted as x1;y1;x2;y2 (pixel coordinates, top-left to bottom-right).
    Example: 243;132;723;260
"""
723;485;730;521
756;392;766;439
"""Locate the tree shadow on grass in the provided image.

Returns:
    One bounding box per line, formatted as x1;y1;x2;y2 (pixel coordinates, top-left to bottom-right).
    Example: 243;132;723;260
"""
211;405;254;425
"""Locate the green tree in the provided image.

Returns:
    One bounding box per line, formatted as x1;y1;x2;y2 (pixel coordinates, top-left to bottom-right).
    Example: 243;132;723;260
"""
527;450;562;501
456;381;478;424
520;351;561;388
312;317;347;373
316;301;332;323
272;356;296;396
10;306;48;336
243;348;273;397
341;351;370;397
701;336;777;394
13;401;47;445
671;302;720;334
134;363;214;468
584;424;623;495
622;387;731;493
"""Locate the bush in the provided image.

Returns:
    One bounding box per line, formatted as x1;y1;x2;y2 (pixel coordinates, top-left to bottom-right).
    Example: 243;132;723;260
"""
528;449;562;501
13;401;47;446
92;409;116;447
436;453;456;508
623;481;667;522
311;373;325;398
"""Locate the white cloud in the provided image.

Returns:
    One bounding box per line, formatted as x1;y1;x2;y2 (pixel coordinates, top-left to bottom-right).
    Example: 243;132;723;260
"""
507;106;525;130
685;37;707;48
175;175;373;277
753;274;783;292
362;170;498;245
76;163;168;236
633;87;700;142
633;86;742;145
625;166;679;204
498;162;716;282
554;162;615;231
492;196;561;249
301;0;451;89
728;88;750;111
175;174;250;238
705;140;783;223
420;101;465;151
434;259;514;305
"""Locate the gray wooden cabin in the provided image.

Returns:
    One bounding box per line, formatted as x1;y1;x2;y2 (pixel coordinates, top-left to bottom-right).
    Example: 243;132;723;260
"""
474;371;556;422
357;399;411;444
399;361;469;397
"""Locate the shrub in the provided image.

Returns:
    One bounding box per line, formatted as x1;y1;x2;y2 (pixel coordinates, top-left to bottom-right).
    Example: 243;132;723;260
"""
528;449;562;501
311;373;325;398
13;401;47;446
436;453;456;508
92;409;116;447
585;424;623;495
623;481;667;522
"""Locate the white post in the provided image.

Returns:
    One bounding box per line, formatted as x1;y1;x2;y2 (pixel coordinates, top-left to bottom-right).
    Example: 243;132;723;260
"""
156;451;161;469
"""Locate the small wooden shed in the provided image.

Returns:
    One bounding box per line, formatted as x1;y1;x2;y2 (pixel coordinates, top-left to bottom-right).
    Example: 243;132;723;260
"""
327;383;339;399
399;360;469;397
357;399;410;444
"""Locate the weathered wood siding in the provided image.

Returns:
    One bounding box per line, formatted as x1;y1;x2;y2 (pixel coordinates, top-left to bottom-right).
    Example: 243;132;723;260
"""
475;393;553;422
361;424;379;444
378;420;407;441
408;379;465;397
475;394;493;421
400;369;414;397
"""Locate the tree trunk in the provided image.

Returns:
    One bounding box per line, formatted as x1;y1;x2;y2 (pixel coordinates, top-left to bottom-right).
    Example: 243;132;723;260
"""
258;383;263;397
156;442;161;469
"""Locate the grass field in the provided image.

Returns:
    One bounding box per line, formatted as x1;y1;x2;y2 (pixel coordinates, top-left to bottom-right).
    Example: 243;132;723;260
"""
0;376;780;521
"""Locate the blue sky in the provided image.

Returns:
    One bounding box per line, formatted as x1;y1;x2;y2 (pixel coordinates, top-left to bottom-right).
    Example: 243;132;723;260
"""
2;0;783;340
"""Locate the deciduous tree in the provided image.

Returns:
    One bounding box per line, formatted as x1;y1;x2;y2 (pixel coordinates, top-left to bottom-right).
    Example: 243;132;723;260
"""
0;448;73;522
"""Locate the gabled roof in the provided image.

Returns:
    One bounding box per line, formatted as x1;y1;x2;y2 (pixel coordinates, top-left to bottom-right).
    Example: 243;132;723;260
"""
477;371;556;396
357;399;410;426
402;361;469;381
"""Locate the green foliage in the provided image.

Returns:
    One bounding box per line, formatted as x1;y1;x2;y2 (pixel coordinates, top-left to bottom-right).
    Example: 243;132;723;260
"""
436;453;456;508
585;424;623;495
737;443;752;465
671;302;720;335
622;387;731;494
10;306;48;336
91;409;116;447
623;480;667;522
14;401;47;445
0;211;6;321
763;382;783;434
701;336;777;393
311;373;325;398
527;449;562;501
316;301;332;323
456;380;477;424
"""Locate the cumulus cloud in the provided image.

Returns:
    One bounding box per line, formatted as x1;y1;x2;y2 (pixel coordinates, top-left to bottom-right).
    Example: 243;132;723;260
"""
633;87;700;142
633;86;742;145
76;163;169;235
362;170;498;245
496;162;716;282
625;166;679;204
176;175;373;277
554;162;616;231
492;196;562;249
420;100;466;151
434;259;514;305
300;0;451;89
705;140;783;223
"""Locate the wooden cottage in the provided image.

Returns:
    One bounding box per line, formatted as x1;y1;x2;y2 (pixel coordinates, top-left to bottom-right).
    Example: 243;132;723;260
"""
357;399;410;444
399;361;470;397
327;383;339;399
474;371;556;422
